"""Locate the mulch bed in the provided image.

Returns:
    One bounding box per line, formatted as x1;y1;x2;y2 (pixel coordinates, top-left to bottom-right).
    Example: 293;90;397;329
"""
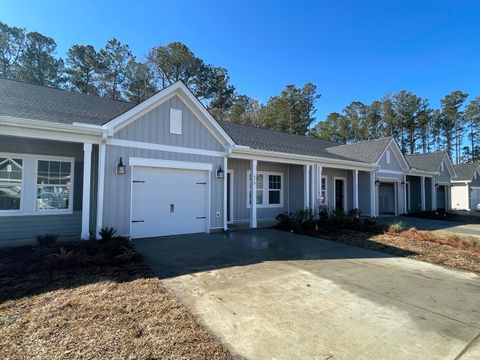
0;243;233;360
304;229;480;273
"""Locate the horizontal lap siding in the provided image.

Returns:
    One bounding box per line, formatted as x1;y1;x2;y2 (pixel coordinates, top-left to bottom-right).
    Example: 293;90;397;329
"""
0;136;84;243
103;146;224;236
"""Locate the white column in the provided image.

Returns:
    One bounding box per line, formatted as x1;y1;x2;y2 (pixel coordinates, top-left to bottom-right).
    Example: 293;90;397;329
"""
421;176;426;211
96;142;106;239
318;165;323;206
370;171;376;217
304;165;310;209
81;143;92;240
353;169;359;209
431;178;436;211
250;159;257;228
310;164;315;209
403;174;407;213
223;157;228;231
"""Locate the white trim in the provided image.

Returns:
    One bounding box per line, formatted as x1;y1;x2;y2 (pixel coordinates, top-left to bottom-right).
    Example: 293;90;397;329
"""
353;169;359;209
227;169;234;224
96;142;106;238
333;176;347;212
207;169;212;233
169;108;182;135
128;157;213;171
247;170;284;208
81;143;92;239
420;176;426;211
370;171;376;217
230;148;377;170
250;159;257;228
376;139;410;170
376;177;401;216
304;165;310;209
321;175;328;207
104;81;235;146
223;157;228;230
377;169;405;175
0;153;25;216
408;168;438;176
406;180;411;213
107;138;227;158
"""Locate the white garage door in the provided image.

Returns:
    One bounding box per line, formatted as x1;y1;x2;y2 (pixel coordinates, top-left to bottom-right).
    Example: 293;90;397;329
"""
131;166;209;239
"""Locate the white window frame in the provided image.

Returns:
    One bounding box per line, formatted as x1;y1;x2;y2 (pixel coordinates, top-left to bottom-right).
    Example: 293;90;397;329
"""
0;154;25;216
320;176;328;206
333;176;348;212
247;170;284;208
35;157;75;215
0;152;74;217
170;108;182;135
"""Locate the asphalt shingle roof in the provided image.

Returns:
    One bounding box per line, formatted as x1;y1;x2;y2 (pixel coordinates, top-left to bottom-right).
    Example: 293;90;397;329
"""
217;120;371;163
404;152;447;172
0;78;135;125
325;137;393;163
453;163;479;181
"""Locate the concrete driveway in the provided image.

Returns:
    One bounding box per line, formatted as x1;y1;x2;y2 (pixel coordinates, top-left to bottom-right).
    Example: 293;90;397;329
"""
380;216;480;237
134;229;480;360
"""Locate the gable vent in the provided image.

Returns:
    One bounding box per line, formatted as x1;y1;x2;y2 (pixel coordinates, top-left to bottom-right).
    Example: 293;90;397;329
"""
170;108;182;135
386;150;391;164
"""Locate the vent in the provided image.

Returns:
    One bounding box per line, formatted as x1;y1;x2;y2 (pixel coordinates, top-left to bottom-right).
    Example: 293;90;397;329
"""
170;108;182;135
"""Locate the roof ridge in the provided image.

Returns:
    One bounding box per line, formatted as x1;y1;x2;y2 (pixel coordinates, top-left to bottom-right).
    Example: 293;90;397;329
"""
327;136;392;149
0;77;134;105
404;151;446;157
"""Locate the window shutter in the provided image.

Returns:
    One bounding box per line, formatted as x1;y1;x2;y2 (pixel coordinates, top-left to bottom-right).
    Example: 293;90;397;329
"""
170;109;182;135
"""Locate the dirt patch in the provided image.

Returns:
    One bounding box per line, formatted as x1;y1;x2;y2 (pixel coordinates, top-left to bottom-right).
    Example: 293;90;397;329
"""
305;228;480;273
0;245;233;360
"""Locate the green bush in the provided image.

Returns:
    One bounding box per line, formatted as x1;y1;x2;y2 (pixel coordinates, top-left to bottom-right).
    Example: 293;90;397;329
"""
36;233;59;247
99;227;117;241
388;221;403;233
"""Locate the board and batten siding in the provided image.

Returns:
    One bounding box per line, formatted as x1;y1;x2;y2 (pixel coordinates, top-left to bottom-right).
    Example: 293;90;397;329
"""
434;159;452;184
114;95;225;152
227;158;297;221
0;136;84;243
377;145;403;172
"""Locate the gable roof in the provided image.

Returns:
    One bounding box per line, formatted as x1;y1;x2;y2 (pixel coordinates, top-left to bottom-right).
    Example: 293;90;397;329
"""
404;152;448;172
325;137;394;163
453;163;480;181
217;120;371;163
0;77;135;125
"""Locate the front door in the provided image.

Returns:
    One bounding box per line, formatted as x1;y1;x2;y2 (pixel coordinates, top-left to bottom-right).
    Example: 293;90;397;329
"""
335;179;344;212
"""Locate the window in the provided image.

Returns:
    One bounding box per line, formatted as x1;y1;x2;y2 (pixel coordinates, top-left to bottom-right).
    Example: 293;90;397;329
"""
36;160;72;211
320;177;327;205
170;108;182;135
247;171;283;207
386;150;391;164
0;157;23;211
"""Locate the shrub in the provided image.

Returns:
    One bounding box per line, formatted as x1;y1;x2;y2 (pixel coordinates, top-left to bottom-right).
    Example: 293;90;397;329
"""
99;227;117;241
388;221;403;233
276;212;295;231
294;208;316;231
36;233;58;247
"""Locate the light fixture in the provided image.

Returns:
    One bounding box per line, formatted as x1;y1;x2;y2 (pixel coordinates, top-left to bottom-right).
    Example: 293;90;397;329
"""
375;179;380;186
435;182;439;188
6;160;12;173
216;167;224;179
400;181;405;187
116;157;125;174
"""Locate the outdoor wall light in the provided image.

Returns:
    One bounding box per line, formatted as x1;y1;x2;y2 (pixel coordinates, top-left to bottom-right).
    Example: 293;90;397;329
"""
435;182;440;188
6;160;12;173
375;179;380;186
116;157;126;175
216;166;224;179
400;181;405;187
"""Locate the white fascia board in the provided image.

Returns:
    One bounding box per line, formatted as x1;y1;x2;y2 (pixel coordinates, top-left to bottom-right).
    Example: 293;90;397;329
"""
128;157;213;171
103;81;235;147
441;154;457;178
230;148;377;170
408;168;438;176
451;180;470;184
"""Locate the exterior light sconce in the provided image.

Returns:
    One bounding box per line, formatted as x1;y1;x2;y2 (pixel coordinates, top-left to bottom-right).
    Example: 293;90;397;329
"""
375;179;380;186
435;182;439;188
6;160;12;173
116;157;126;175
400;181;405;187
216;167;224;179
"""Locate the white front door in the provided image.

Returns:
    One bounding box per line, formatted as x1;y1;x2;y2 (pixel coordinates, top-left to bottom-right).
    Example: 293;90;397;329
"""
131;166;209;239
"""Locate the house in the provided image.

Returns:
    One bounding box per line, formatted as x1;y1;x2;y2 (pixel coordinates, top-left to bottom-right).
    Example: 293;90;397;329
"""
0;78;457;244
404;152;456;212
451;163;480;211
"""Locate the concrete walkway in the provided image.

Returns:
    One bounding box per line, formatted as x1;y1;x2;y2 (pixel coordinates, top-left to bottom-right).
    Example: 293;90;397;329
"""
134;229;480;360
380;216;480;237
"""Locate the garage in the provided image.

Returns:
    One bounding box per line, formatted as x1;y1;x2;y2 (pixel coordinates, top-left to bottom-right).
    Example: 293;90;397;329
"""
471;187;480;210
131;165;209;239
378;182;396;215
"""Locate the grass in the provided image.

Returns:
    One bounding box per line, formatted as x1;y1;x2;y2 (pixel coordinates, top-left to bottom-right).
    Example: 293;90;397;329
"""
0;240;233;360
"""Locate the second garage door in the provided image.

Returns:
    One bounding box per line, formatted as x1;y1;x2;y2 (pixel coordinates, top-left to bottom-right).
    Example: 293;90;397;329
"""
131;166;209;239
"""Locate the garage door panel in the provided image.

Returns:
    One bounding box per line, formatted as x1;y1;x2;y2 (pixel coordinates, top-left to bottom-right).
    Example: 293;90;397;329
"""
131;166;209;238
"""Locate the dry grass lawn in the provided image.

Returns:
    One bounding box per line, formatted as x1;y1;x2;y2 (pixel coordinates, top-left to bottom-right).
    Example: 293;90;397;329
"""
0;242;233;360
308;227;480;273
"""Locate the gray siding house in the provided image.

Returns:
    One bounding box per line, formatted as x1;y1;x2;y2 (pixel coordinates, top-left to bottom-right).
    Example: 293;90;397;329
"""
451;163;480;211
0;78;457;244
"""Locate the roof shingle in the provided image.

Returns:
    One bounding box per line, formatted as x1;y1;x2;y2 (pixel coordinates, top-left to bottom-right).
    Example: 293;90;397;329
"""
453;163;479;181
404;152;447;172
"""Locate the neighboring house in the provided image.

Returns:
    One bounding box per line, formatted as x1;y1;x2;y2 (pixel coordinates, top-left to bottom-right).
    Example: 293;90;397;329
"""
404;152;456;212
0;78;457;244
451;163;480;211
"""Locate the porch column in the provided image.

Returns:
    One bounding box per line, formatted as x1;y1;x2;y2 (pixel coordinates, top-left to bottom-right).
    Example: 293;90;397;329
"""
370;171;376;217
317;165;323;206
81;143;92;240
304;165;310;209
250;159;257;228
431;178;436;211
223;157;228;231
403;174;407;213
421;176;426;211
96;142;106;239
310;164;316;209
353;169;359;209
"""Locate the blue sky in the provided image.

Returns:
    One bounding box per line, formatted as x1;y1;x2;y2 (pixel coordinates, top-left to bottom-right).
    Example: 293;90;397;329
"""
2;0;480;123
